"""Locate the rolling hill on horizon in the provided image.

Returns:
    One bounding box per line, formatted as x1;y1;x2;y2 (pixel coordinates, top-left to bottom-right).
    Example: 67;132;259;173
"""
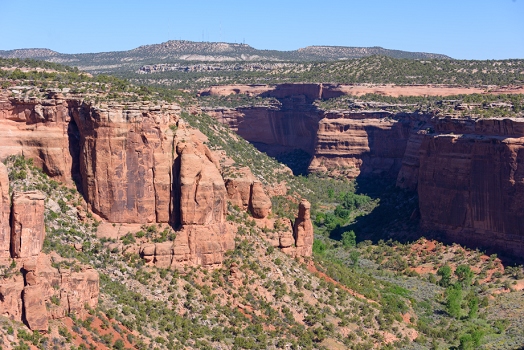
0;39;451;73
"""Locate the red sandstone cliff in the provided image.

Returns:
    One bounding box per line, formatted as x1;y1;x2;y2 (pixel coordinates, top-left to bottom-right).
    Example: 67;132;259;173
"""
0;163;9;259
0;172;99;330
414;118;524;256
0;94;75;184
70;102;179;223
204;84;524;257
309;111;411;178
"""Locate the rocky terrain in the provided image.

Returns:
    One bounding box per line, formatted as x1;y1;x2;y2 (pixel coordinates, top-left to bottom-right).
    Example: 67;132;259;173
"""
2;57;524;349
0;163;99;332
203;83;524;260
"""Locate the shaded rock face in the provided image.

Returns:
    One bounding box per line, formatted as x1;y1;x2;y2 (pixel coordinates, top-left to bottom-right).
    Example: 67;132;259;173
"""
415;121;524;256
10;191;46;258
208;85;324;158
0;163;10;259
207;85;411;178
309;111;411;178
293;200;314;257
206;84;524;257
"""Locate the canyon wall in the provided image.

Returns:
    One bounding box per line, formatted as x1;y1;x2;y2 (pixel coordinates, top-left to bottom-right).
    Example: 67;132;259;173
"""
0;93;180;223
414;118;524;256
0;90;311;272
309;111;414;178
206;84;524;257
70;101;178;223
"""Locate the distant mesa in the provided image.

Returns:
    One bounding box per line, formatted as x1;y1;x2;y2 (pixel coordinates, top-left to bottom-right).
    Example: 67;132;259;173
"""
0;40;451;72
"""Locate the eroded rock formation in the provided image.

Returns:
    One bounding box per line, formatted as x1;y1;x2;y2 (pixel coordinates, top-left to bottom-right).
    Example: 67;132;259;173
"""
10;191;46;258
205;84;524;257
0;173;99;330
413;118;524;256
0;94;75;184
293;200;314;257
0;91;273;270
224;167;272;219
139;124;235;269
309;111;411;178
0;92;180;223
0;163;9;259
71;102;178;223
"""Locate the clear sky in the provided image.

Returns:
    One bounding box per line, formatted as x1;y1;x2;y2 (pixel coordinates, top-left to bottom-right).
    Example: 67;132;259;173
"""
1;0;523;59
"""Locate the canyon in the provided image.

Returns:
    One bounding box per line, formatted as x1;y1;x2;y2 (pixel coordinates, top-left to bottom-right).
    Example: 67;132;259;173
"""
205;83;524;258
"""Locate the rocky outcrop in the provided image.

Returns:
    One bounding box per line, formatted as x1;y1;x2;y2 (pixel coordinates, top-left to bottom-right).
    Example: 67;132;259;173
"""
175;141;226;226
71;102;179;223
0;275;24;321
0;95;75;184
139;125;235;269
261;200;314;258
224;167;271;218
22;284;48;331
0;163;9;259
206;84;524;257
250;182;272;218
0;189;99;330
10;191;46;258
293;200;314;257
0;92;180;223
35;255;99;319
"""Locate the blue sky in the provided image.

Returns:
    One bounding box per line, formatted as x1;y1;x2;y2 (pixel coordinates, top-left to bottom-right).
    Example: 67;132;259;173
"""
1;0;523;59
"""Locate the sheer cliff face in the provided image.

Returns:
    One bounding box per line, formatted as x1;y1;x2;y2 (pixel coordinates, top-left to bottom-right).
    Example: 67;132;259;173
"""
0;95;74;184
70;103;177;223
0;94;180;223
205;84;524;257
415;119;524;256
309;112;411;178
206;84;331;157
